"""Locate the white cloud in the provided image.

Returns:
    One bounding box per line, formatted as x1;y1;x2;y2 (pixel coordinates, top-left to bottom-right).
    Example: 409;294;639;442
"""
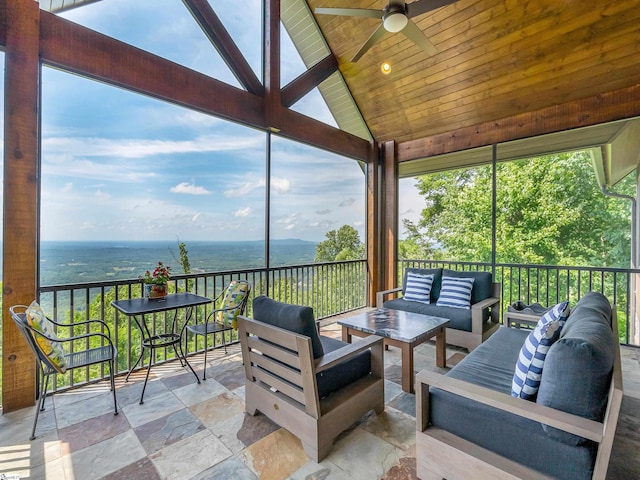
339;198;356;207
234;207;252;217
224;176;289;198
191;213;201;222
271;177;290;194
170;182;212;195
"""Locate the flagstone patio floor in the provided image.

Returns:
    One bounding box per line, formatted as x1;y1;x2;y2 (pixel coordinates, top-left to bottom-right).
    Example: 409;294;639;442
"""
1;320;639;480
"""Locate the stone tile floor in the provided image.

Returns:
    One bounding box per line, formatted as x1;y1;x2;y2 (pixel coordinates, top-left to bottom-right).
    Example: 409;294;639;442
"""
0;321;639;480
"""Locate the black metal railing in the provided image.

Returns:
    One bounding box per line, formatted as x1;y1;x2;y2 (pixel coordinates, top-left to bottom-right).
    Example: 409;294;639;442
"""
399;259;638;346
38;259;367;392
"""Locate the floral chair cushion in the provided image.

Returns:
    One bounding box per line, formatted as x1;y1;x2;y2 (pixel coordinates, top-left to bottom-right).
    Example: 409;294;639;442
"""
216;281;249;329
26;300;67;373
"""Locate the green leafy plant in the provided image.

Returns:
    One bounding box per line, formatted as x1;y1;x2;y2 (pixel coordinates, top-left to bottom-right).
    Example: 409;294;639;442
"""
140;261;171;284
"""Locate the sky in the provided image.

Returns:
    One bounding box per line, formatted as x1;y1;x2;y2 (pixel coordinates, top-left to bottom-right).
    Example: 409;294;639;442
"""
5;0;424;243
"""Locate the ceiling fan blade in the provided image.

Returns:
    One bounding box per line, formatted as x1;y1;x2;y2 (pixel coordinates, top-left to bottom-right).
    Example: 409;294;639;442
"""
401;20;438;56
315;7;383;19
406;0;459;19
351;24;387;62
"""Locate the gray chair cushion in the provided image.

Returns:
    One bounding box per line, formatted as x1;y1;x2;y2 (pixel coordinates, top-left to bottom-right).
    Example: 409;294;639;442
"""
443;269;493;304
252;296;324;359
537;291;615;445
402;268;442;301
317;336;371;399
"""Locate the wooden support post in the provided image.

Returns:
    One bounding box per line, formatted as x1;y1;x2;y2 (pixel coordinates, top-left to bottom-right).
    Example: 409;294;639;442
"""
383;141;398;291
366;144;381;306
2;0;40;412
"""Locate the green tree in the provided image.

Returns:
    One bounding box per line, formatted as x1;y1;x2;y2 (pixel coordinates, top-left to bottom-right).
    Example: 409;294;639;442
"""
407;151;634;267
315;225;365;262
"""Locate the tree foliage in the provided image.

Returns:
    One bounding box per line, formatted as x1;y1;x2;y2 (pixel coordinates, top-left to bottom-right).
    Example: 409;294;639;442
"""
402;151;634;267
315;225;365;262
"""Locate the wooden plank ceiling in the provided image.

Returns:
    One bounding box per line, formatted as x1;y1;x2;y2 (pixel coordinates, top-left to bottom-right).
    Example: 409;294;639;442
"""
308;0;640;145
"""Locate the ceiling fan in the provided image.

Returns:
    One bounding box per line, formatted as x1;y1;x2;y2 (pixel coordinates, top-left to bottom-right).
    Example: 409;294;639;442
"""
315;0;458;62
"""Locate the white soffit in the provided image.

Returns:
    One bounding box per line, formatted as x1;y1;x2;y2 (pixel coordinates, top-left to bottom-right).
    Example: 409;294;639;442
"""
281;0;373;142
39;0;103;13
399;119;633;179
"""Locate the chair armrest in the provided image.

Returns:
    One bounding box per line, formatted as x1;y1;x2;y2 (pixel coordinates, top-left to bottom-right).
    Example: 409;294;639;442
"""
50;318;113;338
415;370;603;442
471;296;499;310
376;287;402;308
204;304;238;323
315;335;384;373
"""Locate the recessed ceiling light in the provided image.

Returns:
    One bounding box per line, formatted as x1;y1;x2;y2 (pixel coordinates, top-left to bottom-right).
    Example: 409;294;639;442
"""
381;62;392;75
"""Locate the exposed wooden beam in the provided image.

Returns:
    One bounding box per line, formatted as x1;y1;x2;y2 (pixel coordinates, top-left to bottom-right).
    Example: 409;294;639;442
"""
264;0;281;127
397;83;640;162
39;11;265;130
281;54;339;108
182;0;264;96
278;108;371;161
2;0;39;413
0;0;6;46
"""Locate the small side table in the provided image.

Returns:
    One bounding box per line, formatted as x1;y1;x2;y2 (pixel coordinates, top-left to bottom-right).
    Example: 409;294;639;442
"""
503;310;542;329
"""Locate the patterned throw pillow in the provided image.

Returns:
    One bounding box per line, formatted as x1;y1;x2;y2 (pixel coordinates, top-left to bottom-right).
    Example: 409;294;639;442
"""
436;276;474;309
403;272;434;304
511;301;570;400
217;281;249;329
25;301;67;373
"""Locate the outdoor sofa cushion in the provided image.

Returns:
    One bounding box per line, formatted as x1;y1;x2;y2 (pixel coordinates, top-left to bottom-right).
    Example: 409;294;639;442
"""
537;291;615;444
436;276;475;309
429;326;597;480
252;296;370;399
383;298;476;331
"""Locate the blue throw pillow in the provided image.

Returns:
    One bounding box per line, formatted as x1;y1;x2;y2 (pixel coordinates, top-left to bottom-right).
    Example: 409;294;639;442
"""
511;301;570;400
436;276;474;309
403;272;434;304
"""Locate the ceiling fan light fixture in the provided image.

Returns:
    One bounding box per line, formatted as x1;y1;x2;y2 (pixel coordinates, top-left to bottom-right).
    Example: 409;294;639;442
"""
383;12;408;33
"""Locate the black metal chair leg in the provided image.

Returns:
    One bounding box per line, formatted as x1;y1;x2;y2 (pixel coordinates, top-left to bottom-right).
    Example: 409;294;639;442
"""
110;359;119;415
203;333;208;380
30;371;48;440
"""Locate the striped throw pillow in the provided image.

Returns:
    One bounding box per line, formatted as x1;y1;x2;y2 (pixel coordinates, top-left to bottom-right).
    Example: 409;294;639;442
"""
511;301;570;400
403;272;434;304
436;276;474;309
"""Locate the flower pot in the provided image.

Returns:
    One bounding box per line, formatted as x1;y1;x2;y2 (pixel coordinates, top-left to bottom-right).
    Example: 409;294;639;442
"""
145;283;168;300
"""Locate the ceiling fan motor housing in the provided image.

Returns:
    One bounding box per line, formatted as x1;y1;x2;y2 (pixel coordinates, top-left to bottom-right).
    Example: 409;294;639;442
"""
382;5;408;33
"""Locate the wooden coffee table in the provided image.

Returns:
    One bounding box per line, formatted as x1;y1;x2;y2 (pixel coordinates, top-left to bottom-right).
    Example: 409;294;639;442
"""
338;308;449;393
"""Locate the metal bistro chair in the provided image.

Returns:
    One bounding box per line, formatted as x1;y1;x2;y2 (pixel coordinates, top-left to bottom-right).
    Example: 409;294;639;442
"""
185;280;250;380
10;303;118;440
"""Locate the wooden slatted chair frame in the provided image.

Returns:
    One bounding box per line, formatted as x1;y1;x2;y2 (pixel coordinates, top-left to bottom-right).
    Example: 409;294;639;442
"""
237;315;385;462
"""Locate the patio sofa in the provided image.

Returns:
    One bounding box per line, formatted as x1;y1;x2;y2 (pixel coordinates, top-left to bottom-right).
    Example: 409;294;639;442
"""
377;268;500;351
415;291;623;480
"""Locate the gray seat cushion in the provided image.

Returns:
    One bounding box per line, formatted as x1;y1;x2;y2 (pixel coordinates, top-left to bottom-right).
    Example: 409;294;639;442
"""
537;291;615;444
317;336;371;399
383;298;473;331
252;296;324;359
430;327;597;480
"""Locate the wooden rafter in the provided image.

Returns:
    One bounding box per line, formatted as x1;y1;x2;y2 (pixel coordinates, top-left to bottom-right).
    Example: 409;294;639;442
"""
181;0;264;96
281;54;339;108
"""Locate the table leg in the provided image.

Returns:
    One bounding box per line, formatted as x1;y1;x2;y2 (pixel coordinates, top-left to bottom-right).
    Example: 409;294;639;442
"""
126;350;144;383
341;326;351;343
401;343;414;394
140;348;151;404
435;326;447;368
180;306;201;384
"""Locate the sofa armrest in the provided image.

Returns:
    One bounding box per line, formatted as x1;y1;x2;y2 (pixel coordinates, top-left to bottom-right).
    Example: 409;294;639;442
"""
470;296;499;332
376;287;402;308
415;370;604;442
315;335;384;378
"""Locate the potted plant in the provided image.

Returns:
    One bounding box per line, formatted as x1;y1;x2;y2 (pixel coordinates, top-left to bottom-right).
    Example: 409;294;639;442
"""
140;261;171;299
